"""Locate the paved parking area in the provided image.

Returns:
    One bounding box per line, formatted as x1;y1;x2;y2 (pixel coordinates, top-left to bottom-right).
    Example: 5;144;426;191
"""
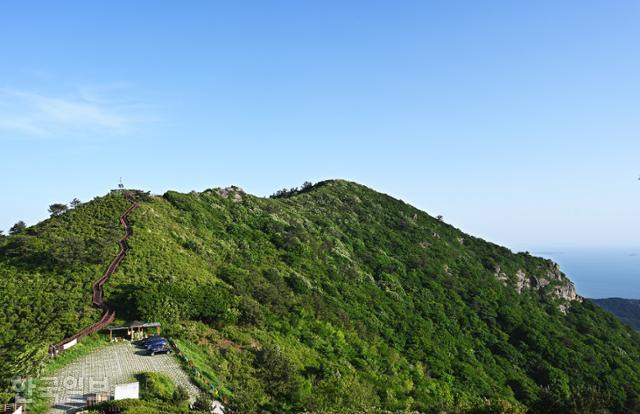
45;342;200;413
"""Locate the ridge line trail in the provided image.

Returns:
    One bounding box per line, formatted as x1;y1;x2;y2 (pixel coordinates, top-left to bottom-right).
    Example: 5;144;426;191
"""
50;192;139;355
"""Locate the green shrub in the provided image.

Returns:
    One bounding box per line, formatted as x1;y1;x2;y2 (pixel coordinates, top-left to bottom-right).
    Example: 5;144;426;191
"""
136;371;177;402
173;385;189;403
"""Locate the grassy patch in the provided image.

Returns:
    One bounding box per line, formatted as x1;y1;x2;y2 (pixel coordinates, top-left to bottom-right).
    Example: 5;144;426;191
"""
44;334;110;375
173;338;232;397
136;371;177;402
88;398;189;414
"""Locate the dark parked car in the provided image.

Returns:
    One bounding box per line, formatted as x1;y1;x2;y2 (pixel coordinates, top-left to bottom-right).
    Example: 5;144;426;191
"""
140;335;163;344
142;337;167;349
147;343;172;356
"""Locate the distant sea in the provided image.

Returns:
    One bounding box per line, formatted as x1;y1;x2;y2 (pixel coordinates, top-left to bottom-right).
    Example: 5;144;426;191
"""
533;249;640;299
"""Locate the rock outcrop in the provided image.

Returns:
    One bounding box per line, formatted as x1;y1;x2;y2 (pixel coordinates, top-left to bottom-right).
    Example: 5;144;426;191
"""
215;186;245;202
495;262;582;304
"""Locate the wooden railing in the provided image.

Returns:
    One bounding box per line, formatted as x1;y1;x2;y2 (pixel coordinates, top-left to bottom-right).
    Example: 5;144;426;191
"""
0;402;26;413
49;192;139;356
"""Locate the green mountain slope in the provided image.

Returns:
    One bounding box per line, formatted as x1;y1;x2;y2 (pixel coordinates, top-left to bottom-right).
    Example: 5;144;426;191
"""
0;192;130;376
2;180;640;413
592;298;640;330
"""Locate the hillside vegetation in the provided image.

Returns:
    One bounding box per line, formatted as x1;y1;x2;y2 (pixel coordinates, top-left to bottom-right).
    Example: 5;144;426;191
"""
592;298;640;330
0;192;129;378
2;180;640;413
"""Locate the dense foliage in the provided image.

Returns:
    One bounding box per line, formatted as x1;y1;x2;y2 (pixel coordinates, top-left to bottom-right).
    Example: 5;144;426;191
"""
0;192;129;379
592;298;640;330
2;180;640;413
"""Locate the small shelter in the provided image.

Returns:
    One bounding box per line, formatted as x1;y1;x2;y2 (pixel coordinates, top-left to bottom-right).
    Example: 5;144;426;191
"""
106;321;161;341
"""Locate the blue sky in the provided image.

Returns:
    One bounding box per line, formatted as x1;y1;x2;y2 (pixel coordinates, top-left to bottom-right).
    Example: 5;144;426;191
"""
1;1;639;251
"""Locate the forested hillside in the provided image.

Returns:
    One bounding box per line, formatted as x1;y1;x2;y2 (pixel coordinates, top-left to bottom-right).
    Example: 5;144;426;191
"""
2;180;640;413
592;298;640;330
0;192;130;377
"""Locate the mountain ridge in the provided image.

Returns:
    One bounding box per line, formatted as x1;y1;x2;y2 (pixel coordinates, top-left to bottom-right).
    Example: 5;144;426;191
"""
1;179;640;413
592;297;640;330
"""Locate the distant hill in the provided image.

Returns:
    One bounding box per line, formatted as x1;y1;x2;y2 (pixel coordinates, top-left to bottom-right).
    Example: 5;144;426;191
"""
592;298;640;330
3;180;640;413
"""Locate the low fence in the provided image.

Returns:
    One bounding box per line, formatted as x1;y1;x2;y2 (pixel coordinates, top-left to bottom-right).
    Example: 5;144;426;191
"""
169;340;230;404
0;403;26;414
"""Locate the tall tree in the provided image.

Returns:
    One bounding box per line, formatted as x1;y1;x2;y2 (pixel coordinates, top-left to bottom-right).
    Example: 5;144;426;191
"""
70;198;81;208
48;203;68;217
9;221;26;235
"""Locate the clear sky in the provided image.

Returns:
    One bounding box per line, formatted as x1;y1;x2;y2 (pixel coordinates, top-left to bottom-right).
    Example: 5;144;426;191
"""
1;1;639;252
